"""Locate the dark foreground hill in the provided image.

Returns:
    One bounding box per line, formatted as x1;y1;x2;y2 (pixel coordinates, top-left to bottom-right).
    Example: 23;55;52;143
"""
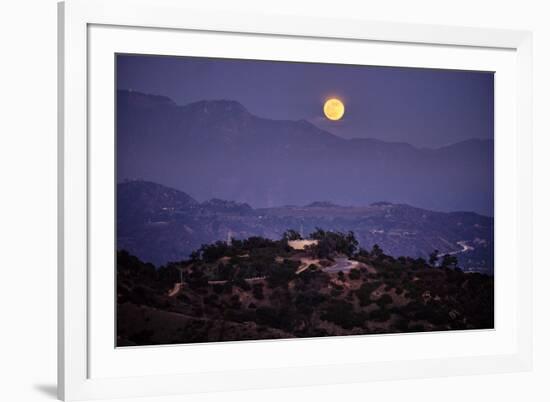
117;180;493;273
117;90;493;216
117;234;494;346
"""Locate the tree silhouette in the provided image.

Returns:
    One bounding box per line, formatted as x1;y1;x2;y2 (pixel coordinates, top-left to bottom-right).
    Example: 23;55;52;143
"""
440;254;459;269
282;229;302;241
371;244;384;258
429;250;439;267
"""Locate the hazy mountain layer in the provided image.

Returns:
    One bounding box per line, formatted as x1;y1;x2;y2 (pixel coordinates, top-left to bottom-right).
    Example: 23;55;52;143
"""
117;181;493;273
117;90;494;216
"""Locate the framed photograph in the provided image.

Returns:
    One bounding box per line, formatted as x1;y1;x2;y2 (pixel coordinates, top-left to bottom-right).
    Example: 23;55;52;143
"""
58;0;533;400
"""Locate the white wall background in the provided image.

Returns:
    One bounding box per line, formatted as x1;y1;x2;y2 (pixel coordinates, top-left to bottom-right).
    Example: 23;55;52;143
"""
0;0;548;401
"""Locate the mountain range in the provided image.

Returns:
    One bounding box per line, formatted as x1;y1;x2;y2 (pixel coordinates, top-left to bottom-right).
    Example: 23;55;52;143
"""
117;90;494;216
117;180;493;273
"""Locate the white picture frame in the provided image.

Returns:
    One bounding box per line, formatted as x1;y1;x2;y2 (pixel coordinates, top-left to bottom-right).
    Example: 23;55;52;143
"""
58;0;533;400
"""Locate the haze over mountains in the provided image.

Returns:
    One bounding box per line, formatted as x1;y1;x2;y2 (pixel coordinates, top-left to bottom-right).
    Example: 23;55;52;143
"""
117;90;494;216
117;180;493;273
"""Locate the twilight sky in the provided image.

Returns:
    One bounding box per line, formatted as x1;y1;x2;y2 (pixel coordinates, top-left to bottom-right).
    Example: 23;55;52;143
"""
116;54;494;149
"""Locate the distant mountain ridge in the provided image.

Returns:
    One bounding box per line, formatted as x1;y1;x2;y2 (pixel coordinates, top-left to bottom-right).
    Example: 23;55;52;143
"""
117;181;493;273
117;90;494;216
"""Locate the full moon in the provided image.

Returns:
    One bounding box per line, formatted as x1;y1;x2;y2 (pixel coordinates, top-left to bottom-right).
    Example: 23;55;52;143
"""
323;98;345;121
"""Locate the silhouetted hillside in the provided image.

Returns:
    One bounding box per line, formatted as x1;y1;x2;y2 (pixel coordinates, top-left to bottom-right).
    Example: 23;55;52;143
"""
117;234;494;346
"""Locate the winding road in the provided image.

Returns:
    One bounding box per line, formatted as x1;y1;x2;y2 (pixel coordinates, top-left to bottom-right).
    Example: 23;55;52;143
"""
437;240;474;258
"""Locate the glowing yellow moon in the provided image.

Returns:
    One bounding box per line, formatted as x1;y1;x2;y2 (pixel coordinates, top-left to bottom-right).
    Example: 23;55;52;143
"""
323;98;345;121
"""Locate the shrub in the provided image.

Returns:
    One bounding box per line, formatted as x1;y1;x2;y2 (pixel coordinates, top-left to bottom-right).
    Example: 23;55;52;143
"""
295;291;326;310
267;261;297;288
256;307;283;329
409;324;425;332
212;284;224;294
393;317;409;331
203;294;218;306
222;282;233;294
376;294;393;307
252;283;264;300
369;307;391;322
321;300;365;329
177;293;190;303
330;289;343;297
234;277;251;291
348;269;360;280
230;295;242;309
355;282;377;306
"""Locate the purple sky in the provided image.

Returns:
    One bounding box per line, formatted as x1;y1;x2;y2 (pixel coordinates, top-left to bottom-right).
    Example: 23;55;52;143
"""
116;54;494;148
